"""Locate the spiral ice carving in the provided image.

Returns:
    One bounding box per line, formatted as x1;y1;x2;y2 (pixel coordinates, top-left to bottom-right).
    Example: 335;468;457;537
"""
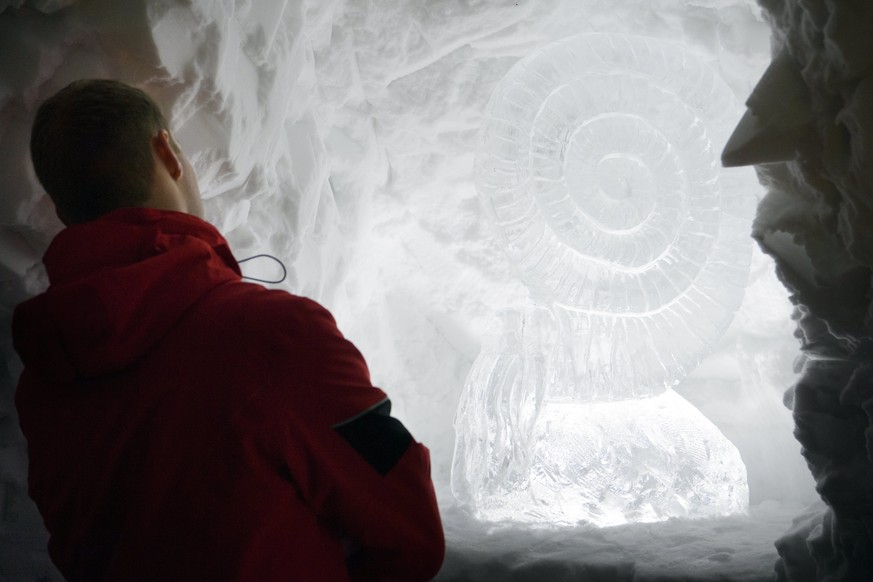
454;34;751;526
476;33;753;397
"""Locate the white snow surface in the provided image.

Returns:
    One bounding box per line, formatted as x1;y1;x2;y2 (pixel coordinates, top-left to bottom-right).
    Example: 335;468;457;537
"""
0;1;823;580
435;500;816;582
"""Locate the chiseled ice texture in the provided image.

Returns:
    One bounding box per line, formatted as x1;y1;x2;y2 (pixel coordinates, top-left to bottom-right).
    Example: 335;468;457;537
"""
727;0;873;579
453;34;751;526
507;391;747;527
452;307;749;526
475;33;755;400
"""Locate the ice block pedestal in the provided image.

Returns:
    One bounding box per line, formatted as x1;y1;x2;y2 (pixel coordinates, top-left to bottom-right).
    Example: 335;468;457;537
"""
477;393;748;526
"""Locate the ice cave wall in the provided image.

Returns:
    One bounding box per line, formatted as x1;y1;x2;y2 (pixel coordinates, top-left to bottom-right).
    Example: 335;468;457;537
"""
736;0;873;579
0;0;837;579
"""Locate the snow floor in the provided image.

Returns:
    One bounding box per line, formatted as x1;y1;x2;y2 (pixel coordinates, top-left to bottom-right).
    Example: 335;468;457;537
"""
437;499;806;581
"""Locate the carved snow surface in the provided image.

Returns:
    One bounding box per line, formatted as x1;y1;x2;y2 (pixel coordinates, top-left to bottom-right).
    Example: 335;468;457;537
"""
454;34;751;526
475;33;753;398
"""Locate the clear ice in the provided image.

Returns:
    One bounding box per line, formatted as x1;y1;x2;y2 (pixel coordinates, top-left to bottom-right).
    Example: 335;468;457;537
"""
453;34;752;526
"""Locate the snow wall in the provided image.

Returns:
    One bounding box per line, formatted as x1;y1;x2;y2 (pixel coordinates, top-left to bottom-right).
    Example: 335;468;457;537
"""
733;0;873;579
1;0;864;579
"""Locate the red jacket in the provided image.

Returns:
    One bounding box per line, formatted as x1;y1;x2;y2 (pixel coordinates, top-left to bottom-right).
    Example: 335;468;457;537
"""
13;208;444;581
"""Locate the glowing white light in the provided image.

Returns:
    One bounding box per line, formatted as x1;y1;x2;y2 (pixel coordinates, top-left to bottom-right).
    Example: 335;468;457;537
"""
464;388;749;527
453;34;751;526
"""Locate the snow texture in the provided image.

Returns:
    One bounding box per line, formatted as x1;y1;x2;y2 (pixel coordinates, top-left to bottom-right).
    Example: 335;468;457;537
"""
733;0;873;578
435;500;813;582
0;0;831;580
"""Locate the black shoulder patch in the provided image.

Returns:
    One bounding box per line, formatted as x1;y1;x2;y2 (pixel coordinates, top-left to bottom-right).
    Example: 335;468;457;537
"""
333;399;412;476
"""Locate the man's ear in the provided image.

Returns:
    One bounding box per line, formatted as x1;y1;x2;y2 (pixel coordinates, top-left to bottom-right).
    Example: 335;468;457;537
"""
152;130;183;181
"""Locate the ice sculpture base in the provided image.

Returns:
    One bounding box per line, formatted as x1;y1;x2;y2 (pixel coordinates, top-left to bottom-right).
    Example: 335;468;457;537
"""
473;390;749;527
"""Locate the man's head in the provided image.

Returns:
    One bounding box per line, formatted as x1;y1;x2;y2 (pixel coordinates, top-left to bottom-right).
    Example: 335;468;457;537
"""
30;79;203;225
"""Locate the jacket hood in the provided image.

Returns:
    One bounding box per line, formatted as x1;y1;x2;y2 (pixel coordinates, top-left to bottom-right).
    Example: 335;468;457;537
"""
13;208;242;384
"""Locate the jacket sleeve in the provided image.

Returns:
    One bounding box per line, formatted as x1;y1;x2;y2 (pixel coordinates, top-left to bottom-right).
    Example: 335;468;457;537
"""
267;296;445;581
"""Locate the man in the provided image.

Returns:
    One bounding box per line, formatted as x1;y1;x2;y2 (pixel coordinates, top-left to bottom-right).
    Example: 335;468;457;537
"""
13;79;445;581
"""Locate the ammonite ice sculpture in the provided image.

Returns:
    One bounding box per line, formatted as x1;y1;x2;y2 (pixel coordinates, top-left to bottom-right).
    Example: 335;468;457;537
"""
453;33;751;526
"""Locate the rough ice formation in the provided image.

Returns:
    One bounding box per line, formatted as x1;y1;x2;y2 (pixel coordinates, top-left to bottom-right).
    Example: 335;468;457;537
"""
520;390;748;527
475;33;754;398
454;33;751;527
452;305;749;526
725;0;873;578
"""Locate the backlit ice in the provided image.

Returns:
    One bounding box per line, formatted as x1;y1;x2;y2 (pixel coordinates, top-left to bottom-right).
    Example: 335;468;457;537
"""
452;34;752;526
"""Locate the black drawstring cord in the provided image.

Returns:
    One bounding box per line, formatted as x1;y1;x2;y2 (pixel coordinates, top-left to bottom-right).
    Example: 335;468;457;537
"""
238;254;288;284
